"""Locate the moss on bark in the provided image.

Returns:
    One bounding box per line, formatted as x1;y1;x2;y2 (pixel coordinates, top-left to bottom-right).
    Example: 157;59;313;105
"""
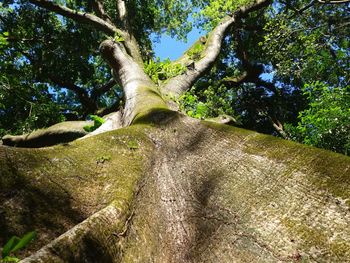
0;125;155;258
1;114;349;262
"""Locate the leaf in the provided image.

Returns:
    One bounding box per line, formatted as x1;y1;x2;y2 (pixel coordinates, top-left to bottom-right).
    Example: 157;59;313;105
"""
196;102;208;116
2;236;20;258
127;140;139;149
84;115;105;132
113;32;125;42
10;231;36;253
90;115;105;125
83;125;94;132
2;256;20;262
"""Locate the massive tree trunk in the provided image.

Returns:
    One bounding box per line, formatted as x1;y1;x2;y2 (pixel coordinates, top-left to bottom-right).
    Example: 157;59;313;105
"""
1;112;350;262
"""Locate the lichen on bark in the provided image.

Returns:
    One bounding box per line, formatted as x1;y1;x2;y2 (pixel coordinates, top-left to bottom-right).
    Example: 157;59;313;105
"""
1;113;349;262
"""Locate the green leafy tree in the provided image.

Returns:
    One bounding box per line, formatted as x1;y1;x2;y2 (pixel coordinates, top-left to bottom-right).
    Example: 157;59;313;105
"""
1;1;350;261
286;82;350;155
2;0;350;152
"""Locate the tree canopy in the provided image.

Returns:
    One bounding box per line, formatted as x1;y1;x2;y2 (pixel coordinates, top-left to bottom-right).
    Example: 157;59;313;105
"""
1;0;350;154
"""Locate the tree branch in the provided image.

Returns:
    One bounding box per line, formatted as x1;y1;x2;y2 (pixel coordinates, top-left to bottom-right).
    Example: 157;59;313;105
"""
47;75;97;114
222;26;278;95
47;75;86;95
268;116;289;139
161;16;236;97
115;0;144;65
29;0;118;36
29;0;143;68
99;39;164;126
117;0;129;30
161;0;272;98
91;78;117;99
298;0;317;14
16;46;112;115
91;0;114;25
96;101;121;116
318;0;350;3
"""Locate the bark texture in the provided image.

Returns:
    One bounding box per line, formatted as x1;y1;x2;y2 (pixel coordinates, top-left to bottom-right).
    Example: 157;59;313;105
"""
1;112;349;262
1;121;92;148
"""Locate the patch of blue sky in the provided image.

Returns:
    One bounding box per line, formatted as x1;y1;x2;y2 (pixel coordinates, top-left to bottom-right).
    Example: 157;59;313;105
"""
153;27;275;83
152;27;203;61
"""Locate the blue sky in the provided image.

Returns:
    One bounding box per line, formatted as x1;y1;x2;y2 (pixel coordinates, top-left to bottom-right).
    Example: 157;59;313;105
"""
152;27;274;82
152;28;203;61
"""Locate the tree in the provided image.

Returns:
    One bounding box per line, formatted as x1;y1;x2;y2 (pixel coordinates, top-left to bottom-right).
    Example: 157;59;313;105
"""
285;82;350;155
1;0;350;262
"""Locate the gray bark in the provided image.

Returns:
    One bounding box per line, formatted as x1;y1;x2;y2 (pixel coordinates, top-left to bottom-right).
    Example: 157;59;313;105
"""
0;113;349;262
99;40;167;126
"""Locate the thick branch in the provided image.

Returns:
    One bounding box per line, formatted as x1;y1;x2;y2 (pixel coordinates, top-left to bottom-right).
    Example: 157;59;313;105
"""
115;0;144;65
91;0;114;25
100;40;166;125
162;0;272;98
117;0;128;30
29;0;118;36
99;41;152;89
91;78;117;99
161;16;236;97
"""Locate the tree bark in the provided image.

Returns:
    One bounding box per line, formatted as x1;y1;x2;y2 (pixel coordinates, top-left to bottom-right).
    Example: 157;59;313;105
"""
1;113;349;262
99;40;168;126
5;1;349;261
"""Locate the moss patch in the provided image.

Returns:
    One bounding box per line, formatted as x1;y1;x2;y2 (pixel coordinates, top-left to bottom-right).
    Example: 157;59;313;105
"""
0;124;156;257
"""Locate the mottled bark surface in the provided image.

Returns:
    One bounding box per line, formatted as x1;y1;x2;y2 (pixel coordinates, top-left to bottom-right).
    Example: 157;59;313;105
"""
1;112;349;262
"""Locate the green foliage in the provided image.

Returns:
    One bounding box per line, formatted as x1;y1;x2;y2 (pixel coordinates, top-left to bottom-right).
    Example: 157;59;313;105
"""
127;140;139;149
0;79;66;137
260;4;350;87
83;115;105;132
195;0;254;29
96;155;111;164
179;93;209;119
179;84;238;120
186;42;205;60
0;32;9;48
144;58;186;83
113;32;125;42
1;231;36;263
0;1;116;127
126;0;194;42
285;82;350;155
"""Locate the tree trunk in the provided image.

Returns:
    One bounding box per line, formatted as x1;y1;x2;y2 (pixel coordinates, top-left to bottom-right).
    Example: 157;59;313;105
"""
3;1;349;261
99;40;168;127
1;111;349;262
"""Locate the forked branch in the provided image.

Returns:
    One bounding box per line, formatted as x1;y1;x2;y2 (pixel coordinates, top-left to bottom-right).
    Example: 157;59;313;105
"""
115;0;144;65
91;0;114;25
29;0;118;35
29;0;143;69
162;0;272;98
